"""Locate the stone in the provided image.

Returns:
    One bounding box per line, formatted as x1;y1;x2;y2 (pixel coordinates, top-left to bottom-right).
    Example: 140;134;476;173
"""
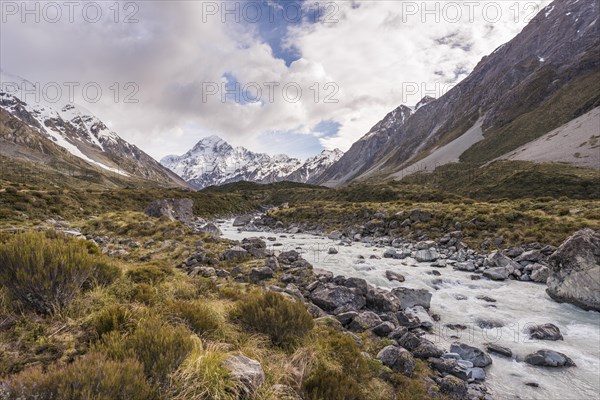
546;229;600;311
526;323;563;341
430;358;469;381
376;345;416;377
144;198;195;227
328;247;338;254
249;267;274;282
328;230;343;240
476;295;497;303
483;267;511;281
467;367;486;381
309;285;366;313
412;339;444;359
406;306;434;330
396;311;421;329
335;311;358;326
222;246;249;260
385;270;405;282
223;355;265;394
199;223;222;237
415;249;440;262
372;321;396;337
450;343;492;367
524;350;576;367
392;287;432;309
348;311;382;332
233;215;253;226
278;250;300;264
439;375;469;399
485;343;512;358
530;265;550;283
366;288;401;312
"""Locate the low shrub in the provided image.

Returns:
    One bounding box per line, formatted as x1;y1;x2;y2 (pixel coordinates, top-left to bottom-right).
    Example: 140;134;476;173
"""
126;264;172;285
169;345;240;400
91;304;134;338
128;317;194;385
232;291;313;347
170;301;223;339
0;232;111;314
3;351;155;400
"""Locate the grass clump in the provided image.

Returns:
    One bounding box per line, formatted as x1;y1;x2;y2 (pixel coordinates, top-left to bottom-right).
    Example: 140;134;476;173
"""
2;351;155;400
169;344;240;400
91;304;134;338
232;291;313;348
170;300;224;339
0;232;116;314
126;264;172;284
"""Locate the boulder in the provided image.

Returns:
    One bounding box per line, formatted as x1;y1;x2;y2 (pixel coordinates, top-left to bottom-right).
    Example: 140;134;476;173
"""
450;343;492;367
485;343;512;358
414;249;439;262
198;223;222;237
233;215;253;226
250;267;274;282
406;306;434;329
526;323;563;341
546;229;600;311
430;358;469;381
467;367;486;381
348;311;382;332
278;250;300;264
483;251;518;279
377;345;416;377
144;198;195;227
222;355;265;394
392;287;432;310
372;321;396;337
309;285;366;313
222;246;249;260
439;375;469;399
366;288;401;312
328;230;343;240
412;339;444;359
524;350;576;367
530;265;550;283
328;247;338;255
385;270;405;282
483;267;511;281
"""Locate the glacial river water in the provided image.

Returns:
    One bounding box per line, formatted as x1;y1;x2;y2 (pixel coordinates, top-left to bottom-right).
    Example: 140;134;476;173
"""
219;220;600;400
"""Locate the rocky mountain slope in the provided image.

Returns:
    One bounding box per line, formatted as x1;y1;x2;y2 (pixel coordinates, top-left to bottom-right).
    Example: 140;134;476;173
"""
161;135;343;189
0;72;188;188
315;0;600;186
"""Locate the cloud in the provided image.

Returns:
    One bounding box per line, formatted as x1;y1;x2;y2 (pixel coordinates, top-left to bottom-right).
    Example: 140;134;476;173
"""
0;0;550;159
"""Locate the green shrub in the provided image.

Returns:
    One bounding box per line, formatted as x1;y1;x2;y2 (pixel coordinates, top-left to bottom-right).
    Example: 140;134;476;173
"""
90;259;122;286
3;352;155;400
126;264;172;284
170;301;223;339
0;232;109;314
129;283;157;305
232;291;314;347
128;317;194;384
91;304;133;338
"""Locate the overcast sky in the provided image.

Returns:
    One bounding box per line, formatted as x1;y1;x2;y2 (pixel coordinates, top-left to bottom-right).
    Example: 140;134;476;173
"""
0;0;550;160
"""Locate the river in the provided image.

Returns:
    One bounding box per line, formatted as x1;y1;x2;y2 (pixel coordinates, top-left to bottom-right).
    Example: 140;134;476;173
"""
219;219;600;400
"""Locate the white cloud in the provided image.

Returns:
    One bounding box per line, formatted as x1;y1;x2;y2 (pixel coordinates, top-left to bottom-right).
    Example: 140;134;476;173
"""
0;0;550;159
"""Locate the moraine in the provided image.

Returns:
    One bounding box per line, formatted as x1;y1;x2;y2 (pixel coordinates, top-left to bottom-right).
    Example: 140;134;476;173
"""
218;218;600;400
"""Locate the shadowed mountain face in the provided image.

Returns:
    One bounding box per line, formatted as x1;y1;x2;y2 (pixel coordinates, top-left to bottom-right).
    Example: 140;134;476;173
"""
160;135;343;189
315;0;600;186
0;77;188;188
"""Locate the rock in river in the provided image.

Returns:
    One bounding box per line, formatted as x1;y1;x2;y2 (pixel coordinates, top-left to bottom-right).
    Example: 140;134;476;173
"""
527;323;563;341
546;229;600;311
525;350;576;367
450;343;492;368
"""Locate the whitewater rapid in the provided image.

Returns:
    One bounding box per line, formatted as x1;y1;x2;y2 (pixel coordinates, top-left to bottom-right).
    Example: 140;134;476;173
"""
219;220;600;400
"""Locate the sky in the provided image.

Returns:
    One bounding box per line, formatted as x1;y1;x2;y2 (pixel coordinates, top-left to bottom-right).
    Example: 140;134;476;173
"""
0;0;551;160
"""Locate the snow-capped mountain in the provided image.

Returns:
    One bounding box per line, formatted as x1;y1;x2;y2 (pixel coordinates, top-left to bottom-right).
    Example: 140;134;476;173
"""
0;71;187;187
160;136;343;189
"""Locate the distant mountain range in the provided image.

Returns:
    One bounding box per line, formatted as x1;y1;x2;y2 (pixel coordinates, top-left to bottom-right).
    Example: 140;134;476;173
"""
0;71;187;188
160;135;343;189
315;0;600;186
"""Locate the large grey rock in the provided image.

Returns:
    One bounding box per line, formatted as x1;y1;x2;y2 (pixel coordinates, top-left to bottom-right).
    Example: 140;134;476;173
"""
483;267;511;281
366;288;401;312
309;285;366;313
392;287;432;309
546;229;600;311
485;343;512;358
525;349;576;367
372;321;395;337
233;215;253;226
223;355;265;394
450;343;492;367
348;311;382;332
199;223;222;237
483;251;518;280
530;264;550;283
144;198;195;227
406;306;434;330
376;345;416;377
527;323;563;341
250;267;274;282
414;249;439;262
222;246;249;260
440;375;469;399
